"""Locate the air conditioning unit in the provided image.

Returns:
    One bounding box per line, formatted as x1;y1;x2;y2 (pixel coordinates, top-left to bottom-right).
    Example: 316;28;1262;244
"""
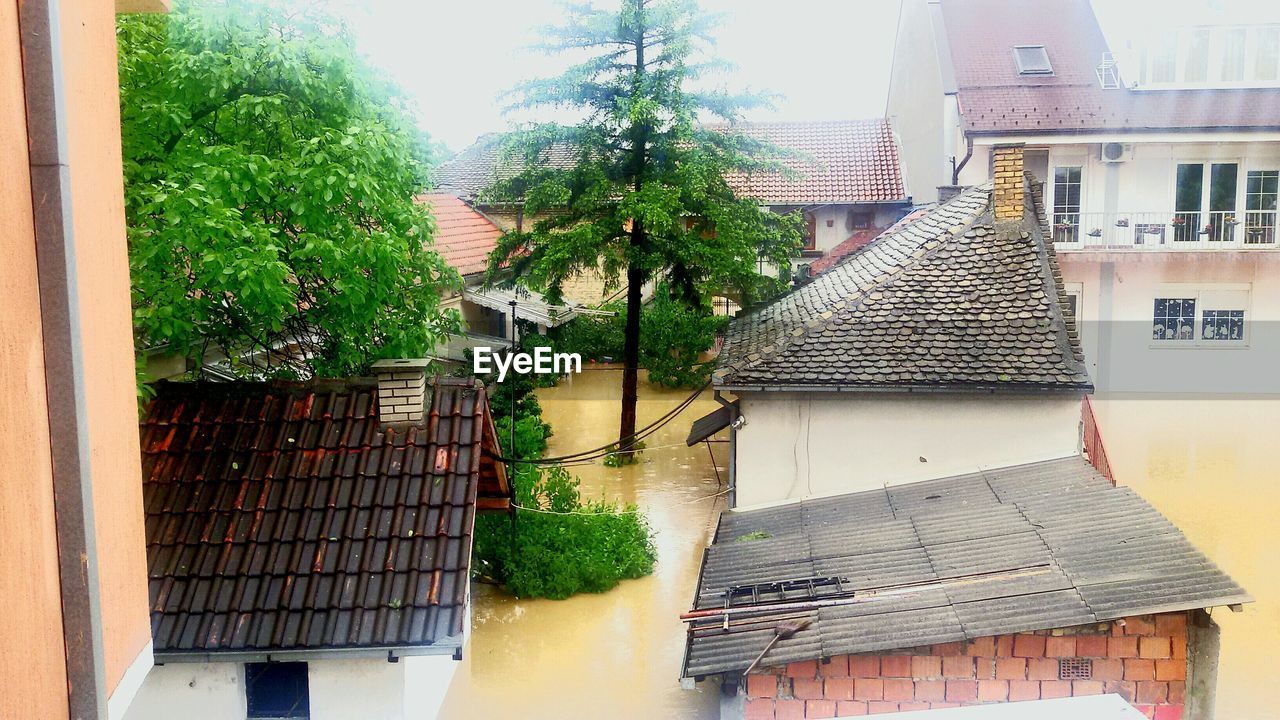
1100;142;1133;163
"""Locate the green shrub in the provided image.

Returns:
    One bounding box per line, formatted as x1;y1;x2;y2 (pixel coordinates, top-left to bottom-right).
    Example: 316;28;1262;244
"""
473;466;657;599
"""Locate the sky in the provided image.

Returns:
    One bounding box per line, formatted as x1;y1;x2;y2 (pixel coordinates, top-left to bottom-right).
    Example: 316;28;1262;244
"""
334;0;1280;154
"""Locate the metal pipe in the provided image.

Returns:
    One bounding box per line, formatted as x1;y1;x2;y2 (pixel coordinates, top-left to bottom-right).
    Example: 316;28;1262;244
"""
713;390;738;508
952;133;974;185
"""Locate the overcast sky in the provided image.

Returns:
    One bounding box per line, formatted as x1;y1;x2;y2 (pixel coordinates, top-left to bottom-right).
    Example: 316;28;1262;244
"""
335;0;1279;153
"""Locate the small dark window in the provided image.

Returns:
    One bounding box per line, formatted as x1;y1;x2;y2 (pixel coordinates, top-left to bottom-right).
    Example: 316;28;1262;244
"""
1014;45;1053;75
246;662;310;720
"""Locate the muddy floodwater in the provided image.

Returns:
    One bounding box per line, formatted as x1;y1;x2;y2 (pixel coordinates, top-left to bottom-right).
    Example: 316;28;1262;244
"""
1092;396;1280;720
438;367;724;720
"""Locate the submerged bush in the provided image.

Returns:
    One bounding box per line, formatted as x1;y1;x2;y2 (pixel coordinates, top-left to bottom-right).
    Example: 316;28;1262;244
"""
473;466;657;599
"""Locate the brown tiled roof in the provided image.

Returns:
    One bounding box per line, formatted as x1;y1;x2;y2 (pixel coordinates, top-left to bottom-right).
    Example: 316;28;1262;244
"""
715;181;1091;391
419;193;503;277
805;226;886;277
939;0;1280;134
140;377;508;658
716;119;907;204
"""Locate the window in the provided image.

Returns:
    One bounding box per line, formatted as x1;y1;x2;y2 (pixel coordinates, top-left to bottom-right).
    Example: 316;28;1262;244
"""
1221;28;1247;81
1063;283;1083;335
1245;170;1279;245
1258;29;1280;82
1174;162;1238;242
1013;45;1053;75
1150;37;1178;83
1183;29;1210;82
1152;287;1249;345
1052;166;1082;243
246;662;310;720
803;211;817;251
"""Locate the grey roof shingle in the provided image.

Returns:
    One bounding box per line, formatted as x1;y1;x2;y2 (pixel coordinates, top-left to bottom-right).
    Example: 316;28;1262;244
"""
682;456;1251;678
715;181;1091;391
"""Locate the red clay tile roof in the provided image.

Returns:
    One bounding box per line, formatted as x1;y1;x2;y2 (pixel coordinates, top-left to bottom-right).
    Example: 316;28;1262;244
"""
806;227;886;276
419;193;503;278
140;377;508;658
939;0;1280;134
719;119;907;204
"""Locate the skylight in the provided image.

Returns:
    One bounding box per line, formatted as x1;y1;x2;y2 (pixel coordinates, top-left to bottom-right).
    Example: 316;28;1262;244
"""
1014;45;1054;75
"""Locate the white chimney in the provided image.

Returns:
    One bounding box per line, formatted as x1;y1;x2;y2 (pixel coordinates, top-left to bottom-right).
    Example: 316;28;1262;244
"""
371;358;430;424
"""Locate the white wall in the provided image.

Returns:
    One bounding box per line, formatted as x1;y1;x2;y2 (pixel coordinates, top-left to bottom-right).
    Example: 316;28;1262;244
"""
733;392;1084;507
885;0;950;202
123;655;459;720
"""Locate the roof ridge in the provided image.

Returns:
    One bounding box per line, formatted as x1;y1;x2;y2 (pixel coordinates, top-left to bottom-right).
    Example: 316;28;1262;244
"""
716;185;993;384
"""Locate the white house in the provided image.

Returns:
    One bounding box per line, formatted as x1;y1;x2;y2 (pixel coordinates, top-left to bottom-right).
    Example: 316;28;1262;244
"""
707;161;1092;508
124;364;511;720
886;0;1280;393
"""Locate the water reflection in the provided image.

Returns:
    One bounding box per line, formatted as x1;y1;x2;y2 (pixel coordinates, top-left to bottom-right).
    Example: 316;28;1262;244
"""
438;368;724;719
1092;396;1279;720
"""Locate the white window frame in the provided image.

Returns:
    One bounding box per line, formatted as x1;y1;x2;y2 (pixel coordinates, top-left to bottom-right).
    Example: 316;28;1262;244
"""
1133;24;1280;89
1063;282;1083;335
1150;284;1251;349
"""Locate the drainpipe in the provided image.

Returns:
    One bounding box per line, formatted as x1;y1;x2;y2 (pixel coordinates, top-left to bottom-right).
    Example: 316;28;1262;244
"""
714;390;738;509
951;134;974;186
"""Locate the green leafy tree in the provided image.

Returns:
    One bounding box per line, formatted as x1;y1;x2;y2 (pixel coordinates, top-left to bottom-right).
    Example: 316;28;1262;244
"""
119;0;458;378
486;0;802;455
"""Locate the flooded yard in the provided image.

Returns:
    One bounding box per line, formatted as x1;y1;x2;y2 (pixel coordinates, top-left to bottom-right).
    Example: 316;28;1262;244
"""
1092;396;1280;720
438;367;724;719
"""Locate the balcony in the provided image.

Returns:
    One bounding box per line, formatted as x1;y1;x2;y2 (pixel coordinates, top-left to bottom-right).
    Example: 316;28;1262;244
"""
1050;211;1279;251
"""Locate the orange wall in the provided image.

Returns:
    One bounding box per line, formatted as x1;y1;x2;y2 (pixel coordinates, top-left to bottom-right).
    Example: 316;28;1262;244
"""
0;0;72;717
59;0;154;695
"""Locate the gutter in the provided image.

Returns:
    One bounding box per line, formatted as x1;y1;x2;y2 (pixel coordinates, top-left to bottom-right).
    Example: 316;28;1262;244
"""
717;383;1093;395
155;642;464;665
713;390;740;508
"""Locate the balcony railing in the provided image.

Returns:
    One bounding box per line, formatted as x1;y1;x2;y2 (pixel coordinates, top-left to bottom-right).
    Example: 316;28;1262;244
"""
1051;210;1279;250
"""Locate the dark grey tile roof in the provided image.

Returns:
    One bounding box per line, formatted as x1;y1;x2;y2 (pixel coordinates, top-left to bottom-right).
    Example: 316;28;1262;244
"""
432;133;577;201
682;456;1251;678
715;182;1091;391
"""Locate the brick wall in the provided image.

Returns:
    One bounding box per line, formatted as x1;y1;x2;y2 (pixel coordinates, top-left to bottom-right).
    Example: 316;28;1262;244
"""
992;144;1025;222
743;612;1189;720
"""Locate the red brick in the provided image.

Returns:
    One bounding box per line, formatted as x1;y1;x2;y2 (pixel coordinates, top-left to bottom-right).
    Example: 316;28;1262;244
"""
1027;657;1059;680
978;680;1009;702
974;658;996;680
995;657;1026;680
882;679;914;702
793;678;824;700
1136;681;1168;704
1125;616;1157;636
1013;634;1046;658
824;678;855;701
1156;613;1188;638
1040;681;1071;699
1125;659;1156;681
854;679;883;701
966;636;996;657
821;656;849;678
898;702;930;711
849;656;880;678
914;680;946;702
806;700;837;719
774;699;805;720
835;701;867;716
1104;681;1137;702
1154;707;1184;720
1168;681;1186;705
787;661;818;679
1140;637;1171;659
1072;680;1105;696
747;674;780;698
1093;659;1124;681
996;635;1015;656
745;698;774;720
1075;635;1109;657
931;642;965;656
1109;636;1139;658
1134;705;1157;719
867;702;899;715
1155;658;1187;681
1046;636;1077;657
1172;636;1188;660
911;656;942;679
945;680;978;703
880;655;911;678
942;656;975;678
1009;680;1040;701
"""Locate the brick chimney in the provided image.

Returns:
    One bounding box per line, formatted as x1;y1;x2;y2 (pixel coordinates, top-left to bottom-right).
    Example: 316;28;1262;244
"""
371;358;430;424
991;143;1026;223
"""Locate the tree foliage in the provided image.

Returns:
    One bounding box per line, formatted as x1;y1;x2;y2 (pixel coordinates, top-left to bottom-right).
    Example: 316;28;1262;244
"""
485;0;803;449
119;0;458;378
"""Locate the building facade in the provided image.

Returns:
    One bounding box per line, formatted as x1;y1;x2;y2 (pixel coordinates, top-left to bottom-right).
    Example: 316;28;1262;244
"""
887;0;1280;393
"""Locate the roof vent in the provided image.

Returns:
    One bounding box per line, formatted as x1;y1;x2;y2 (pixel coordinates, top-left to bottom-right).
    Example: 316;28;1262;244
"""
1014;45;1053;76
371;358;430;425
1096;52;1121;89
